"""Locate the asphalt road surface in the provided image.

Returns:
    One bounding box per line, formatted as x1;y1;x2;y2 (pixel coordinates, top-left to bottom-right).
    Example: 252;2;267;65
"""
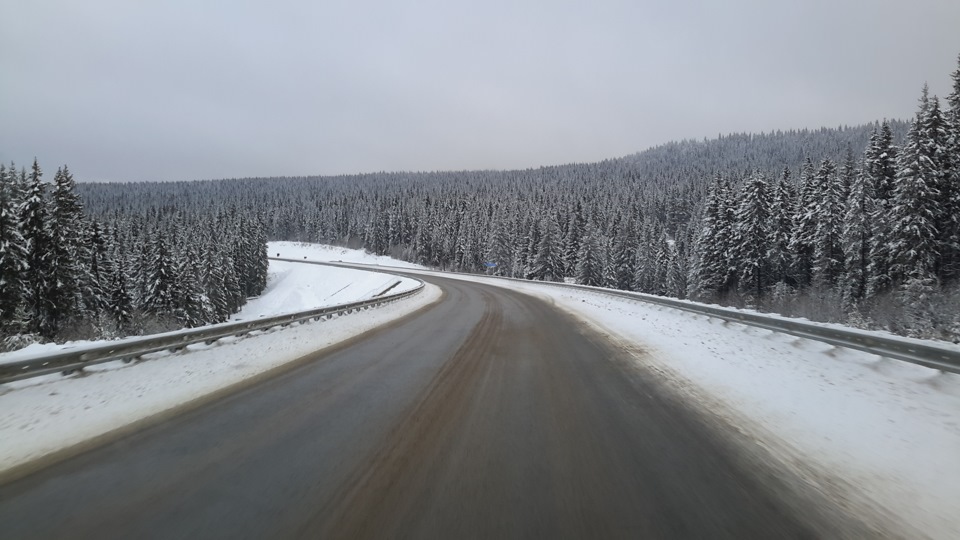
0;274;865;539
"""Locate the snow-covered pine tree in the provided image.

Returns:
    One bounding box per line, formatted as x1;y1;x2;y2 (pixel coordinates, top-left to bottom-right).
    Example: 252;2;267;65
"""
141;233;178;328
484;215;513;276
889;87;944;332
80;220;109;326
733;171;772;307
609;221;636;290
841;163;876;306
576;225;605;287
811;159;846;291
941;54;960;283
562;203;585;276
666;233;688;299
20;159;57;337
172;242;210;328
692;174;735;301
767;168;796;289
106;251;133;334
49;165;87;333
790;158;818;289
0;163;28;333
530;216;563;281
865;123;900;297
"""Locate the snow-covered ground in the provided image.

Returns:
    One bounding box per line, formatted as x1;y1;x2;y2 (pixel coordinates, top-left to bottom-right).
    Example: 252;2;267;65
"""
270;241;426;269
0;247;420;366
0;255;439;476
233;259;419;320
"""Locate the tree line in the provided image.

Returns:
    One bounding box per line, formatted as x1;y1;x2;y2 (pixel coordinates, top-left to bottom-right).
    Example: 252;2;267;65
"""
692;65;960;337
71;54;960;342
0;161;268;350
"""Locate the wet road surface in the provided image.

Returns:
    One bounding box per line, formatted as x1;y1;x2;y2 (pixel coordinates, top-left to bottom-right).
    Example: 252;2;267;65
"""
0;274;859;539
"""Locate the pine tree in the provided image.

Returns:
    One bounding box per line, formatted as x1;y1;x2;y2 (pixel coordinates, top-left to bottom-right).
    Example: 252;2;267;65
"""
107;252;133;334
925;58;960;283
49;165;86;331
888;87;943;329
842;165;875;305
141;234;177;322
562;204;585;276
530;217;563;281
733;171;771;307
666;235;688;298
576;226;605;287
20;159;56;337
865;124;900;297
811;159;846;290
484;216;513;276
80;220;109;319
768;168;796;288
0;163;27;332
609;222;636;290
692;174;735;300
942;55;960;283
790;158;818;289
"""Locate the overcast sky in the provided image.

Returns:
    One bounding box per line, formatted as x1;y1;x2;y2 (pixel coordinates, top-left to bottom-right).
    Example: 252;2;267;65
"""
2;0;959;182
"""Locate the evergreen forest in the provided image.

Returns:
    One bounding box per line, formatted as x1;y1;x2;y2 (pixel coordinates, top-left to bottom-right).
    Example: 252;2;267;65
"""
3;55;959;349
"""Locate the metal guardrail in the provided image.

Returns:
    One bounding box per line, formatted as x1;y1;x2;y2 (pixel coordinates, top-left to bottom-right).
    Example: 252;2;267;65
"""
544;282;960;375
309;259;960;375
0;276;424;385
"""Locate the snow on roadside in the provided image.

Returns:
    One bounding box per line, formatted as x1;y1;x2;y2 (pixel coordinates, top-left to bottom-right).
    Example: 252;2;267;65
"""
1;254;418;366
269;241;426;269
234;259;418;320
0;263;439;475
482;278;960;540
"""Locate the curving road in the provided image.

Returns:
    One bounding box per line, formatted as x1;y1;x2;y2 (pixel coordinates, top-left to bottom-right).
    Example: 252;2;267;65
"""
0;274;861;539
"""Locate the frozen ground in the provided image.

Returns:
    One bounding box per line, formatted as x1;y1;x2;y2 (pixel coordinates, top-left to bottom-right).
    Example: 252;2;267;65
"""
0;259;440;475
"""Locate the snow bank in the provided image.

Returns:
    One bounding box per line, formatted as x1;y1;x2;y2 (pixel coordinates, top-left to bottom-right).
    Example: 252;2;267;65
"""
235;259;418;320
1;256;418;366
0;263;439;476
269;241;426;269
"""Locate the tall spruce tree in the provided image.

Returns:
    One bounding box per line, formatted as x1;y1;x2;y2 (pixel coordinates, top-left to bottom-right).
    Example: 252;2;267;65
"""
943;55;960;282
0;164;27;331
20;159;56;337
692;174;735;300
576;226;605;287
790;158;818;289
842;162;876;306
768;168;796;288
811;159;846;290
733;171;772;306
49;165;86;331
888;87;943;332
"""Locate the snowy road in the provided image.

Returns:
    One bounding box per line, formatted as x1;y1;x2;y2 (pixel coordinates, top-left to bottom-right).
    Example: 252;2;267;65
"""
0;273;870;539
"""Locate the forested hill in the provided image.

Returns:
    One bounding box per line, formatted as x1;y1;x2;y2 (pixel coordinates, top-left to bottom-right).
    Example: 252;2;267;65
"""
26;55;960;344
619;122;909;183
77;120;909;240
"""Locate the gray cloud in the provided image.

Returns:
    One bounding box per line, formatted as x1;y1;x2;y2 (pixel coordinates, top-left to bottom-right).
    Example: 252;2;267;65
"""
2;0;959;181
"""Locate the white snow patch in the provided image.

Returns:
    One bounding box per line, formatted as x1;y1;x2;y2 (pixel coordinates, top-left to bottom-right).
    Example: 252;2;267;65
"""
1;255;418;366
0;263;439;474
236;260;418;320
269;241;426;269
